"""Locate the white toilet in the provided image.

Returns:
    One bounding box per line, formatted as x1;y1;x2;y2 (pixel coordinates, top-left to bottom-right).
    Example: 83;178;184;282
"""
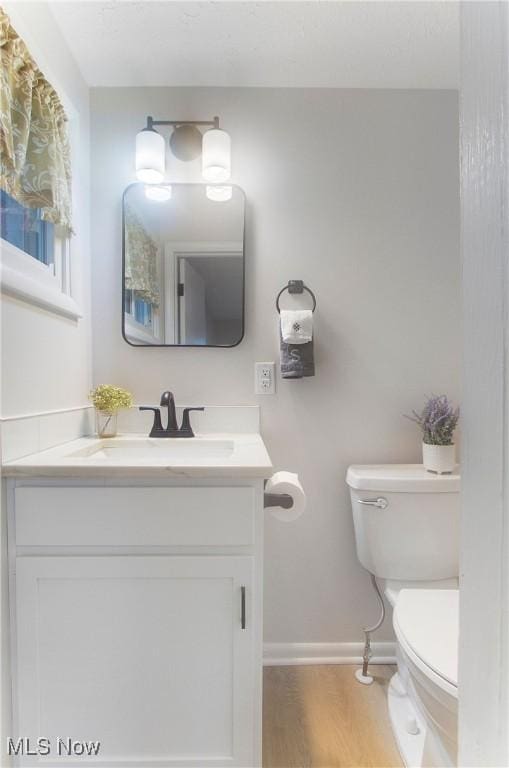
346;464;460;768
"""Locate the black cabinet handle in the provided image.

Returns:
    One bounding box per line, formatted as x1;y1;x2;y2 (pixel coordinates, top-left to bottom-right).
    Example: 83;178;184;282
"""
241;586;246;629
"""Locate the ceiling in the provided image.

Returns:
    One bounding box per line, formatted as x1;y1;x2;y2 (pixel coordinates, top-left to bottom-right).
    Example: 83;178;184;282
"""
48;1;459;89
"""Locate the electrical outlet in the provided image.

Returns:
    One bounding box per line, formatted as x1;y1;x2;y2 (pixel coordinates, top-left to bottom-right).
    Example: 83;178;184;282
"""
255;362;275;395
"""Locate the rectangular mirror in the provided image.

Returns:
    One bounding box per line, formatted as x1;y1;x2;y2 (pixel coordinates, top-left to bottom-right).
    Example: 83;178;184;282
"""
122;183;245;346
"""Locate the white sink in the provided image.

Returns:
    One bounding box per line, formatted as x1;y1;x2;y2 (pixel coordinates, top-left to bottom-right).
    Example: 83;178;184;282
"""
2;433;273;478
67;437;235;461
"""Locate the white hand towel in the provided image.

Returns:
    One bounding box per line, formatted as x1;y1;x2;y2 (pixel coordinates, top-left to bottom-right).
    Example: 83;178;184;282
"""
280;310;313;344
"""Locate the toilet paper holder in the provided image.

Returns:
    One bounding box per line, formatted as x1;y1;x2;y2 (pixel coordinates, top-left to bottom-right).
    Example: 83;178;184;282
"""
263;482;294;510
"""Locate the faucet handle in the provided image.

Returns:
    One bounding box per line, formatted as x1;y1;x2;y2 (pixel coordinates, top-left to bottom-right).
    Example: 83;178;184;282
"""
179;407;205;438
139;406;164;437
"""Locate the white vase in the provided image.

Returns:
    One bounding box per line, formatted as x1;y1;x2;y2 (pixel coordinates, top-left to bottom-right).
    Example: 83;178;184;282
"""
422;442;456;474
95;409;118;438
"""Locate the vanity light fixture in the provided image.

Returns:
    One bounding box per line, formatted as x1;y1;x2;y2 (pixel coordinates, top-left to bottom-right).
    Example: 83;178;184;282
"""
135;116;231;184
206;185;233;202
145;185;172;202
135;126;165;183
202;127;231;182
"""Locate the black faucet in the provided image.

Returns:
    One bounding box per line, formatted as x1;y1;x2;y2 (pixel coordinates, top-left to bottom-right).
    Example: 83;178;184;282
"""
160;390;179;434
139;391;204;438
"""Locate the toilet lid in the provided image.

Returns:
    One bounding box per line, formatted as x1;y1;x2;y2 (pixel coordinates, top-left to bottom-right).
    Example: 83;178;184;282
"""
393;589;459;689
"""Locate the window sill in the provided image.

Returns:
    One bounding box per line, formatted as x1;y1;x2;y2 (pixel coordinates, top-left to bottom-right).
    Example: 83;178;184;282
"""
0;240;82;321
124;316;161;345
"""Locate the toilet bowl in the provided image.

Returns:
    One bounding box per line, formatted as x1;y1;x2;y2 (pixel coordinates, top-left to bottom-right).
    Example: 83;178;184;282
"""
346;464;460;767
392;589;458;767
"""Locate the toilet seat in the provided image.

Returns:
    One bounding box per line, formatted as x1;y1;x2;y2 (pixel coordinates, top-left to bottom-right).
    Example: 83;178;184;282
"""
393;589;459;698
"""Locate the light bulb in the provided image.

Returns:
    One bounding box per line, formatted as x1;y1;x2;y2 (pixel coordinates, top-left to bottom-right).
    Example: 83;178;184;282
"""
145;185;172;202
202;128;231;182
206;185;232;202
136;128;165;183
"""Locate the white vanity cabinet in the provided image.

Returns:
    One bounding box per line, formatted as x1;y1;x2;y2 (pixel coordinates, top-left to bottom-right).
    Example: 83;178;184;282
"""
7;479;265;768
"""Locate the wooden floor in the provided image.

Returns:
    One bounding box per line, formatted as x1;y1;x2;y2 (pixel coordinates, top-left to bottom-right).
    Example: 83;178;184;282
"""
263;665;403;768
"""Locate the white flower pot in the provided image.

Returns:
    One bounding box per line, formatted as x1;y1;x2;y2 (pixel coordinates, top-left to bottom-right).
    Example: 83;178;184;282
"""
422;443;456;474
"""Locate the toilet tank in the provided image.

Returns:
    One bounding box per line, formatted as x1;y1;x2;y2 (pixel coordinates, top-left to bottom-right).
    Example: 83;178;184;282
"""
346;465;460;581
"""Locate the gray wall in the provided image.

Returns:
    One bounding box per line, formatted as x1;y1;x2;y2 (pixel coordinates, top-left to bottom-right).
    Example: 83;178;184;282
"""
90;87;460;644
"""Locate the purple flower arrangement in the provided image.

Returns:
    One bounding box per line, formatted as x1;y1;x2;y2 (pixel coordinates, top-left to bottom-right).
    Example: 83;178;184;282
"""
405;395;460;446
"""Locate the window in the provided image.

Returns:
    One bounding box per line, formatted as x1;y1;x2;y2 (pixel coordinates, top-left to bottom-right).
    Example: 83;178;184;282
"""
123;201;162;343
124;290;154;328
0;8;79;320
0;189;55;266
0;199;77;320
124;288;161;344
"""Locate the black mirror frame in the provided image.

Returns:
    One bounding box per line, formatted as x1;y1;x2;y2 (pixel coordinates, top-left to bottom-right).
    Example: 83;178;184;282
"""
121;182;246;348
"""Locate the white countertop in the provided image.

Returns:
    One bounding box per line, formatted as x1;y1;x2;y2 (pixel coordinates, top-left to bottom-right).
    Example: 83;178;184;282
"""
1;433;274;479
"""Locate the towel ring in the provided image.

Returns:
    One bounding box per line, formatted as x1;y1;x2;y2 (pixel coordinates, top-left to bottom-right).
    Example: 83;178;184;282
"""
276;280;317;314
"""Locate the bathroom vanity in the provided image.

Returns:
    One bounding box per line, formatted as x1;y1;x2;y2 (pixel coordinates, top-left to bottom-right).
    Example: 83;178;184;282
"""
4;433;272;767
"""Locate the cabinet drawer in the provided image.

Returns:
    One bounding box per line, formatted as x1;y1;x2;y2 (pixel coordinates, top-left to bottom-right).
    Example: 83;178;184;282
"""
14;486;254;547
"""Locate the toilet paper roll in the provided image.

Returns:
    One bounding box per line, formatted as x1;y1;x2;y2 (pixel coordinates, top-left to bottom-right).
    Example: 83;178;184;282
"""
265;471;306;522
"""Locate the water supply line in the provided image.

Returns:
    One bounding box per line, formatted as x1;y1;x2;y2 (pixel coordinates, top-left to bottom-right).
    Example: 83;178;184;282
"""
355;573;386;685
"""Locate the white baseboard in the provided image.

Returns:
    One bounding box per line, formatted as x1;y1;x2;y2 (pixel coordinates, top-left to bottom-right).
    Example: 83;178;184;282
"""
263;641;397;666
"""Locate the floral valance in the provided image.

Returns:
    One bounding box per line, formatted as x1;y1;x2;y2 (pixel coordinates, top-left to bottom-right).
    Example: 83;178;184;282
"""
0;8;72;231
124;204;160;307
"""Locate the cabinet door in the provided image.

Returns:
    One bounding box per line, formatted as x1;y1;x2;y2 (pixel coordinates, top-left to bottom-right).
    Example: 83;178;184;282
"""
14;556;255;767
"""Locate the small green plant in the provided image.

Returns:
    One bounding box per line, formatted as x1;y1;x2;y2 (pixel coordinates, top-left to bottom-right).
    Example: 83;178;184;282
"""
89;385;133;414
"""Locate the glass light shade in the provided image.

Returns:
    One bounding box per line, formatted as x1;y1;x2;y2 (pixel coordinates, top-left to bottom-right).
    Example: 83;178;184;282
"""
202;128;231;182
145;184;172;202
206;185;232;202
136;128;165;183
